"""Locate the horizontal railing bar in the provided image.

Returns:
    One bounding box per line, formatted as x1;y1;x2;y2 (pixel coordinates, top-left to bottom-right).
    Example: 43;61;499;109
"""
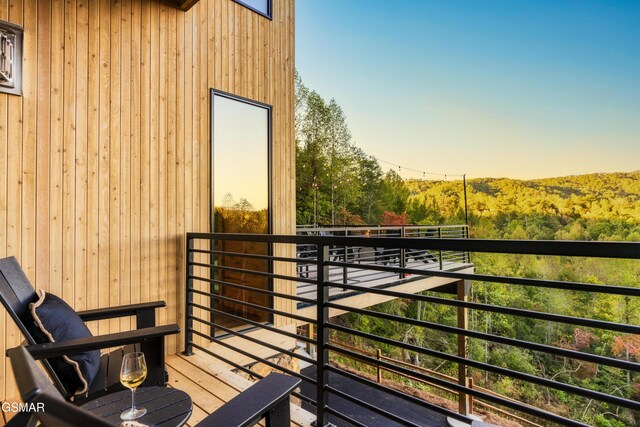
327;342;640;411
327;348;589;427
189;329;315;385
189;276;317;304
190;315;316;365
330;321;639;376
189;342;316;406
189;247;304;264
189;261;319;285
325;283;640;335
190;297;317;326
381;366;458;397
326;385;422;427
189;233;300;244
188;232;640;259
188;307;315;346
297;224;467;232
325;261;640;297
325;366;470;423
326;305;640;372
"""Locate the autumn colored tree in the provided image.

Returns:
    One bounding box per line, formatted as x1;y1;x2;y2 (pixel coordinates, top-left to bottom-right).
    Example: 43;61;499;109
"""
380;211;409;225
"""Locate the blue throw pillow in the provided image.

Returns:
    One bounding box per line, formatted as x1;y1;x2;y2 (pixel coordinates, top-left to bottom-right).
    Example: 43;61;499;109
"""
26;290;100;397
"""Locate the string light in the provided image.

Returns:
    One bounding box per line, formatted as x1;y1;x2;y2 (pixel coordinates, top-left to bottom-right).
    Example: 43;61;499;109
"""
373;156;465;179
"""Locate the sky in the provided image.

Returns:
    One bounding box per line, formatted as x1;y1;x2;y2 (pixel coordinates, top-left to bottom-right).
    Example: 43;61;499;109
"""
295;1;640;180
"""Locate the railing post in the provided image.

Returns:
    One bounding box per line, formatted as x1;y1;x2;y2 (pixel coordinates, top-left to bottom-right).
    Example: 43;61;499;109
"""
438;227;443;270
399;227;406;279
464;225;471;264
316;244;330;427
457;279;470;416
342;229;348;287
183;235;194;356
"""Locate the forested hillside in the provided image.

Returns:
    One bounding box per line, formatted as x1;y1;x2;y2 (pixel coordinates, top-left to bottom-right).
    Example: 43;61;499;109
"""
405;172;640;241
295;73;640;426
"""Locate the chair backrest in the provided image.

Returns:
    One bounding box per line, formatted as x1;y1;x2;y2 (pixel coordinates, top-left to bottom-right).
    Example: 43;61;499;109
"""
0;257;69;397
8;346;115;427
0;256;39;343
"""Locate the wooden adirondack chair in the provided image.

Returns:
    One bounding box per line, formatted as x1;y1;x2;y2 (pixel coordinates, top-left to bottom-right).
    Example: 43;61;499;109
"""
0;256;179;403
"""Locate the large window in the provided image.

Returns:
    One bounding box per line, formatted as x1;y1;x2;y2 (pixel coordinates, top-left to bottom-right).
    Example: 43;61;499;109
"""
210;90;272;331
233;0;272;19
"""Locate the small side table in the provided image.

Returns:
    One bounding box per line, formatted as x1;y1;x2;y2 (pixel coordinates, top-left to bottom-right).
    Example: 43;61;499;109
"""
82;386;192;427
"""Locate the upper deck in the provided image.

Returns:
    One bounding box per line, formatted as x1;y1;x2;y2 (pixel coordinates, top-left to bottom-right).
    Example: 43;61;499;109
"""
295;225;473;308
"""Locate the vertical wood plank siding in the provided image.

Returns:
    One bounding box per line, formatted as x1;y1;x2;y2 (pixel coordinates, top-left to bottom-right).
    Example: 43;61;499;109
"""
0;0;295;400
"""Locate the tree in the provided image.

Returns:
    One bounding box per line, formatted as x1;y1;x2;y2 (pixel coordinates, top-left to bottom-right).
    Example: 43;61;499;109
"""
296;73;361;224
380;170;410;215
380;211;409;225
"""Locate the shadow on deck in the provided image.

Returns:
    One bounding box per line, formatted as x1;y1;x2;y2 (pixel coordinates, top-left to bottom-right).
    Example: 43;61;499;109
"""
299;365;449;427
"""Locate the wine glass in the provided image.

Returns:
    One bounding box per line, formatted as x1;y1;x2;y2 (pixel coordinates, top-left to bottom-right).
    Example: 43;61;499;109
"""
120;352;148;420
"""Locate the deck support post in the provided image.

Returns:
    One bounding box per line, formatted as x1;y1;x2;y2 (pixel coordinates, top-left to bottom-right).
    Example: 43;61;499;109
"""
457;279;471;416
377;348;383;383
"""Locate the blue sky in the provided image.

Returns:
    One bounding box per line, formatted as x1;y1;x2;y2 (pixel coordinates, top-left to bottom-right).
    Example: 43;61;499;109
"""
295;1;640;179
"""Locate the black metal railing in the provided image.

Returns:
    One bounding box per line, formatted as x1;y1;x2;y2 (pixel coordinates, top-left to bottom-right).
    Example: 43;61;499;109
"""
184;232;640;427
295;224;470;288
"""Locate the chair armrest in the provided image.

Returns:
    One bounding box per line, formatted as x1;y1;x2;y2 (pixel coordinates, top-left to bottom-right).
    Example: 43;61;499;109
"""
197;373;300;427
22;324;180;360
77;301;166;325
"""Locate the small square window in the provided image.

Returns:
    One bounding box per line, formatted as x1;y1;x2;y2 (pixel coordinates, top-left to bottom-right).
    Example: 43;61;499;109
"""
0;20;22;96
233;0;272;19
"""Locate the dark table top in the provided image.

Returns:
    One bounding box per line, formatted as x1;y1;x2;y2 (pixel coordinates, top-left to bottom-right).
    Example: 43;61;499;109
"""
82;386;192;427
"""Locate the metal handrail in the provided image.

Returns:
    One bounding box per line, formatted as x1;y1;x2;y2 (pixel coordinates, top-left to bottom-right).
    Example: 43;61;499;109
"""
184;232;640;427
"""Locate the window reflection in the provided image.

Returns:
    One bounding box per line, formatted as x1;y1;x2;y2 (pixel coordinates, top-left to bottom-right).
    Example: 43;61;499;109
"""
211;91;271;331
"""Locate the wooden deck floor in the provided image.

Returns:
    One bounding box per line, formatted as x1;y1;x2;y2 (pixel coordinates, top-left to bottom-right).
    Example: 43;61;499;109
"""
166;352;315;427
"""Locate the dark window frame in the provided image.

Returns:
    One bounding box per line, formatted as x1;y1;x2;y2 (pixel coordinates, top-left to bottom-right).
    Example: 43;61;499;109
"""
209;88;274;334
232;0;273;20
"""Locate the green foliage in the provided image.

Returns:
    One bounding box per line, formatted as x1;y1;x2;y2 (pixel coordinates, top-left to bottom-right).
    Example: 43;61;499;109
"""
295;73;418;225
295;72;640;426
328;170;640;425
593;414;627;427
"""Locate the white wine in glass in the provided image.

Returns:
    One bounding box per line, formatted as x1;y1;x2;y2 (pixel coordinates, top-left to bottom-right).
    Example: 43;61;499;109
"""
120;352;148;420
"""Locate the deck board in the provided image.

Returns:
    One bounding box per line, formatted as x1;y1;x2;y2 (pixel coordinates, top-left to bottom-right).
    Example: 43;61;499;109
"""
167;352;315;427
201;324;297;370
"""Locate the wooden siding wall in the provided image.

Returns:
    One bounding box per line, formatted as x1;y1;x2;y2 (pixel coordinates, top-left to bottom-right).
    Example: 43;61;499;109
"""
0;0;295;400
